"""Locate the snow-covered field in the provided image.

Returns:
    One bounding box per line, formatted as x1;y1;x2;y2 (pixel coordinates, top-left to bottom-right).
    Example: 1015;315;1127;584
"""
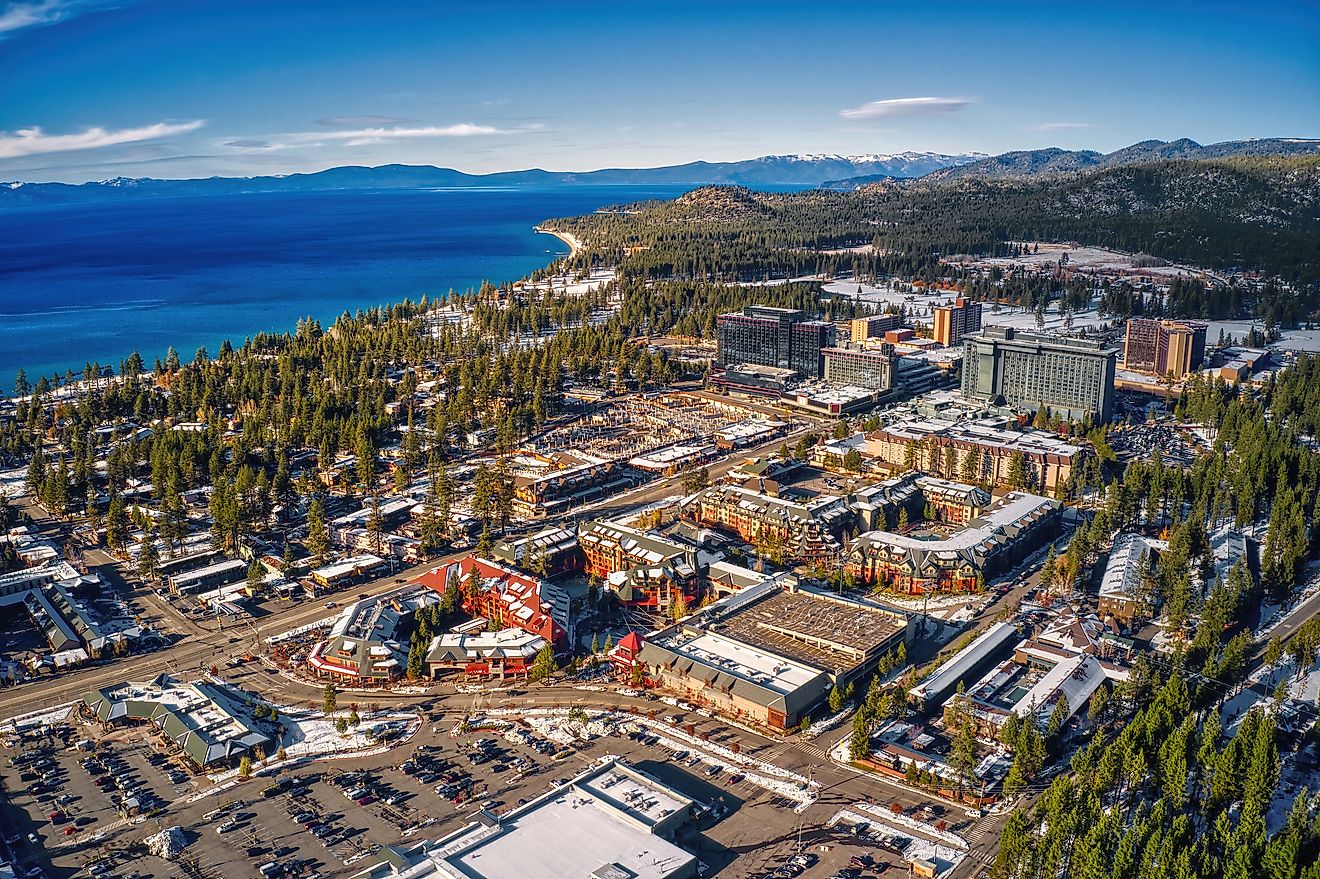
517;267;616;300
281;710;416;758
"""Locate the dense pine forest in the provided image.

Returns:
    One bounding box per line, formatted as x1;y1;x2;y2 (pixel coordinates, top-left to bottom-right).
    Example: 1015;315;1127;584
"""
549;156;1320;311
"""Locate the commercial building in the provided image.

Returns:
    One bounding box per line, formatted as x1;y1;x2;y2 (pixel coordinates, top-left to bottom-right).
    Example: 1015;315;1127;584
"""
846;491;1062;594
637;581;909;730
513;458;641;519
1097;532;1167;627
82;675;272;768
416;556;571;648
945;640;1126;740
709;362;799;398
962;327;1118;423
1123;318;1207;378
308;553;389;593
0;561;157;669
864;416;1085;493
306;587;440;683
782;382;890;416
352;758;696;879
932;298;982;347
716;305;837;378
850;313;902;342
908;620;1020;709
425;628;547;681
578;520;703;611
680;484;852;562
168;558;247;596
822;345;897;391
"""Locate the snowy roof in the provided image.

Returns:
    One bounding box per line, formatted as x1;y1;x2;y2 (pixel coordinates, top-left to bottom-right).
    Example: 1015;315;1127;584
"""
354;759;695;879
909;621;1019;703
1099;533;1168;600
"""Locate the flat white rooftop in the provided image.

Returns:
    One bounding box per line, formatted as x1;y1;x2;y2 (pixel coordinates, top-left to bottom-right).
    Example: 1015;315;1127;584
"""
655;629;821;695
416;761;694;879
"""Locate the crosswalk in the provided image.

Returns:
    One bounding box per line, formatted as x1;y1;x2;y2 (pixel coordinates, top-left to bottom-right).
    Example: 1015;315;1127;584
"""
964;816;996;843
794;740;832;761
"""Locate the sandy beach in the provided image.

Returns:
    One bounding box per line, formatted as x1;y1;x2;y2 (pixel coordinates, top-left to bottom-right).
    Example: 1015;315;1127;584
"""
536;226;583;258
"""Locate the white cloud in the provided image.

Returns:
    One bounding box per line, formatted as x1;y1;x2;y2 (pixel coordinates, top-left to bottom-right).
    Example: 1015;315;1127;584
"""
0;0;115;37
229;123;518;151
316;124;507;143
1029;121;1092;130
0;120;205;159
839;96;972;120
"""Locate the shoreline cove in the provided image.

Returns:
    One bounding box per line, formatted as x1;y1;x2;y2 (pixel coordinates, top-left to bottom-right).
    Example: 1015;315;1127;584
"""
0;185;685;393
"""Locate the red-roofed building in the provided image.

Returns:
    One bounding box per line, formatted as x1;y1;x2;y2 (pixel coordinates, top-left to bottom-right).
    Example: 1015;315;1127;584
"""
414;556;568;648
609;631;645;674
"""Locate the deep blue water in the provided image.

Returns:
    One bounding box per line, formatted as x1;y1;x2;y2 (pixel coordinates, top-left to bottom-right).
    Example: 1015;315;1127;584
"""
0;185;694;393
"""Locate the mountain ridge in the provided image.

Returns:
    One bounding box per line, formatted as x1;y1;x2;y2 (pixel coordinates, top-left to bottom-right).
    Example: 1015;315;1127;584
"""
821;137;1320;189
0;152;985;207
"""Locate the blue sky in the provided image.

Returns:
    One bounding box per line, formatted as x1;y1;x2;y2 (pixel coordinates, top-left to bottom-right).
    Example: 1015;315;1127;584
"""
1;0;1316;182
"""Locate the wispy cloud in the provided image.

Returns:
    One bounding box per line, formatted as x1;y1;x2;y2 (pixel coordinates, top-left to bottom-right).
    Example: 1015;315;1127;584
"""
0;120;205;159
0;0;117;38
1029;121;1091;130
229;123;523;151
839;96;972;120
314;115;417;127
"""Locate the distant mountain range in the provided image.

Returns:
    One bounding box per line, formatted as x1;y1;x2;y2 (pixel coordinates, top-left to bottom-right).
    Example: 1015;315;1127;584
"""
6;138;1318;207
820;138;1320;189
0;152;984;207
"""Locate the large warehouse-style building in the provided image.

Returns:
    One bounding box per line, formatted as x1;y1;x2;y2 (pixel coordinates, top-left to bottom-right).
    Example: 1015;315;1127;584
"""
633;580;910;730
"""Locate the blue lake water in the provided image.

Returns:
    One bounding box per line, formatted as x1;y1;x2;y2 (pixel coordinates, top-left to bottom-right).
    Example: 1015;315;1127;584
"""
0;185;694;393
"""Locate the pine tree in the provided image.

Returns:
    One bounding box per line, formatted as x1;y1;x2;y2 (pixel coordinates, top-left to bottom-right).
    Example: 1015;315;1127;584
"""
306;496;329;566
323;682;338;715
848;711;871;761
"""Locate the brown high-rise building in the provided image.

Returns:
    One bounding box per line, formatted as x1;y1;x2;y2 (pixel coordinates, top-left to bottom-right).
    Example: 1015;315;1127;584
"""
932;298;982;347
1123;318;1207;378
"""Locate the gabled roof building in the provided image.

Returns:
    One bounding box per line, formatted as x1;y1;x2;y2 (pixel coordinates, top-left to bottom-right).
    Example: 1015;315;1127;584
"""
847;491;1061;594
679;484;852;562
416;556;571;648
306;586;440;683
578;520;704;610
82;675;272;768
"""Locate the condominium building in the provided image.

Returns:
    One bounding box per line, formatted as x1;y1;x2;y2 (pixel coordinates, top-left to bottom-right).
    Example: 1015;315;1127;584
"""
679;484;852;562
932;297;982;347
846;491;1061;594
1097;532;1167;627
864;416;1084;492
578;520;703;610
716;306;836;378
962;327;1118;423
1123;318;1207;378
822;345;897;391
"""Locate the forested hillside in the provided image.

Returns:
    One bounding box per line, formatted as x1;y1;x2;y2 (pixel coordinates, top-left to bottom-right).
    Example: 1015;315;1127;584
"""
550;156;1320;289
